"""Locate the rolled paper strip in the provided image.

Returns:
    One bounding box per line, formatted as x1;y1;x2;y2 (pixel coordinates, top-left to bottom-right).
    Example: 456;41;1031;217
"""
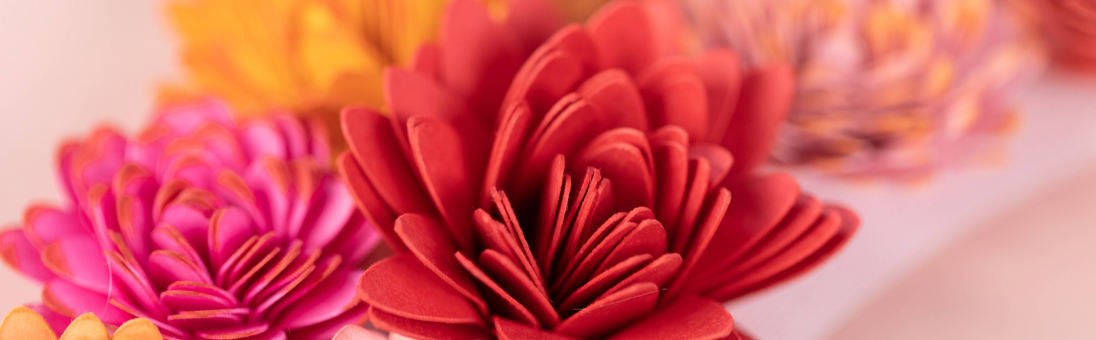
0;306;163;340
683;0;1045;179
2;100;379;339
341;0;859;338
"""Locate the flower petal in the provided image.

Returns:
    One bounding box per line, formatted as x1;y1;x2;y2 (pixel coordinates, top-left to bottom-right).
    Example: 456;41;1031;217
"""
455;252;539;328
336;153;404;253
369;307;489;340
359;254;483;326
719;66;795;182
394;214;487;315
58;313;109;340
0;229;56;283
40;236;110;293
495;316;577;340
0;306;58;340
587;1;656;74
42;279;131;326
606;295;733;340
279;268;362;329
407;115;482;253
112;318;164;340
440;0;523;112
553;282;659;339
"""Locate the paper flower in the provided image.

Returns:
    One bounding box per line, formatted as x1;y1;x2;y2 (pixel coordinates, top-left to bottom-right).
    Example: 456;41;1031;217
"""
683;0;1044;179
0;306;162;340
339;0;858;338
0;100;379;339
1013;0;1096;71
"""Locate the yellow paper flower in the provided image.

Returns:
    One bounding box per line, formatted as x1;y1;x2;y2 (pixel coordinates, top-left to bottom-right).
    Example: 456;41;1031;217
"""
0;307;161;340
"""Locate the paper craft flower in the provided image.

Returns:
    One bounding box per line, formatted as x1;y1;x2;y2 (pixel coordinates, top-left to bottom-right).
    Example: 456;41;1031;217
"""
684;0;1044;179
339;0;858;338
0;306;162;340
1013;0;1096;71
0;100;379;339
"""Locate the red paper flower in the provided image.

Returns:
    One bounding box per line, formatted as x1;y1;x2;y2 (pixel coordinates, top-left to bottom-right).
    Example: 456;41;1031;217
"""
338;0;858;338
1;101;380;339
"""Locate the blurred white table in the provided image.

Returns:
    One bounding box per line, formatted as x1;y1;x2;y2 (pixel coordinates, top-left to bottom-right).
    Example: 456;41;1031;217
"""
3;3;1096;340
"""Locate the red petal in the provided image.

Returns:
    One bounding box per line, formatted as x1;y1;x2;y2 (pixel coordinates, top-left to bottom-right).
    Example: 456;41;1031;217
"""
478;250;560;327
695;49;743;145
503;43;587;121
395;214;488;315
595;219;667;275
666;188;731;299
503;0;562;54
604;253;682;297
652;139;689;229
513;96;604;202
668;158;711;252
720;66;795;182
557;254;652;314
495;317;577;340
455;252;539;327
575;140;654;212
689;144;735;190
606;295;733;340
410;44;441;82
696;195;823;293
577;70;649;132
690;174;799;286
636;57;709;141
441;0;523;112
482;101;534;207
341;106;435;217
407;115;481;253
553;282;659;338
554;220;637;296
588;1;656;74
336;153;406;252
359;254;483;325
534;155;570;273
714;206;859;301
369;307;489;340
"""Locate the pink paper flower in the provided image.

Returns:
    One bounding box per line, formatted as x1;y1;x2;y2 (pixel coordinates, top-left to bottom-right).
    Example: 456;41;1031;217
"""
1;100;379;339
684;0;1044;179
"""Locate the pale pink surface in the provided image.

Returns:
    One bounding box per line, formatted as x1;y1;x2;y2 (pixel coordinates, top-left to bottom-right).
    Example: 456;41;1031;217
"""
0;0;176;312
830;158;1096;339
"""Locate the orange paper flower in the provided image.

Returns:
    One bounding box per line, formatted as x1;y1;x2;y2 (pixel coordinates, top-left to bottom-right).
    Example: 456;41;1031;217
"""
0;306;162;340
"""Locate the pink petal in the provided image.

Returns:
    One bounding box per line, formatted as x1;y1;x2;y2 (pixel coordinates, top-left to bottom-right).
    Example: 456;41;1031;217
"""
42;278;132;325
0;229;56;283
40;235;110;293
279;269;363;329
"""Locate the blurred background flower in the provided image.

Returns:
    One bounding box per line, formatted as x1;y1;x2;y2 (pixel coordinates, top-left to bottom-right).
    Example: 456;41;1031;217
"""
683;0;1045;179
0;101;379;339
165;0;611;151
0;306;162;340
1012;0;1096;72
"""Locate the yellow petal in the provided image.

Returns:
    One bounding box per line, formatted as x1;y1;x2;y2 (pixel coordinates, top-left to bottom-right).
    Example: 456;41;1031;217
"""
57;314;108;340
111;319;162;340
0;307;58;340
